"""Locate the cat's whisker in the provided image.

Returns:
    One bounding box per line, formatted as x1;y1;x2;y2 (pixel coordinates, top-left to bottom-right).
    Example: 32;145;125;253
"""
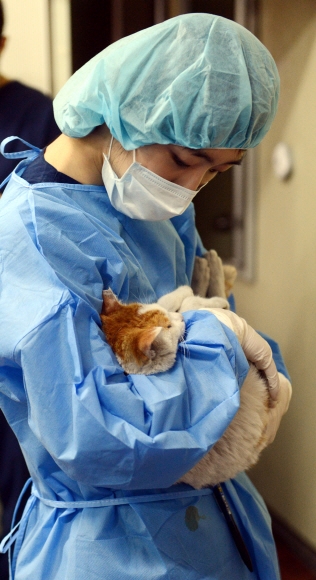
135;287;152;305
129;290;140;303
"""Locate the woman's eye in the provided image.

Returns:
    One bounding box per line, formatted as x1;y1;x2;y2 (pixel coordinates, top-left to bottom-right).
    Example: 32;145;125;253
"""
172;154;190;168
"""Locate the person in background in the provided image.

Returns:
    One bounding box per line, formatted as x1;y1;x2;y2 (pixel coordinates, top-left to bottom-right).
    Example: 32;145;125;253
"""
0;13;291;580
0;0;59;184
0;2;59;579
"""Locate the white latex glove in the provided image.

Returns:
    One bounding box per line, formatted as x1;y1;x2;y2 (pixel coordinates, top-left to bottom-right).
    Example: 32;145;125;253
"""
264;372;292;444
207;308;281;401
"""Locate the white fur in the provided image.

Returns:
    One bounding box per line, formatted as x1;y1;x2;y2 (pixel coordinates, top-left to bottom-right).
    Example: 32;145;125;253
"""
179;295;229;311
158;286;230;312
177;365;269;487
157;285;194;311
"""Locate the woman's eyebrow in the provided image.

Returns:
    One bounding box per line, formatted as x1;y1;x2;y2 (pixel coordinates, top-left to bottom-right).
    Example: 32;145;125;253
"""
184;149;246;165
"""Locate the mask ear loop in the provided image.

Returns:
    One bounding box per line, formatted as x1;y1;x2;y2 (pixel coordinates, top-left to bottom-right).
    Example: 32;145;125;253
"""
107;135;114;161
108;136;136;164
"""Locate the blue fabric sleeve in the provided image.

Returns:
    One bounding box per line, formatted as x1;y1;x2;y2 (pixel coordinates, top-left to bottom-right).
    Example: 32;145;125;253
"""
194;227;207;257
228;294;236;312
0;179;249;492
9;302;248;490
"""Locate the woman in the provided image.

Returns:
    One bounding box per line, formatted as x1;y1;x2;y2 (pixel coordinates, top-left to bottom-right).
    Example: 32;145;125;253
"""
0;13;291;580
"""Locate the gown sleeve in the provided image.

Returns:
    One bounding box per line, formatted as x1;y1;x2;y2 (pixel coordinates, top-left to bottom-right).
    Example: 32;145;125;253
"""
0;185;249;491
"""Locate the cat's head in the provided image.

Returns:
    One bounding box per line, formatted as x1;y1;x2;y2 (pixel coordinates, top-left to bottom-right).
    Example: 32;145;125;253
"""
101;289;185;375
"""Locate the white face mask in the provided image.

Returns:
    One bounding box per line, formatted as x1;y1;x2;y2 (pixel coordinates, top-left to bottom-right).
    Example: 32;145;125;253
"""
101;137;198;221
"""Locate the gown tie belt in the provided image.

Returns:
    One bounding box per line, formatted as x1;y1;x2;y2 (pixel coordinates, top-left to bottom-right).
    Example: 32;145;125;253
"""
31;485;213;508
0;478;213;556
0;481;253;576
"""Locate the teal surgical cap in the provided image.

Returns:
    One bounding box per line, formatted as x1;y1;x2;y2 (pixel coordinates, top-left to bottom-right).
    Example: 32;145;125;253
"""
54;13;280;150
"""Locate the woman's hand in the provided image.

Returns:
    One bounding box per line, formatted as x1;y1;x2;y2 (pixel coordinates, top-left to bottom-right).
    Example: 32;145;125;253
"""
208;308;292;444
207;309;283;402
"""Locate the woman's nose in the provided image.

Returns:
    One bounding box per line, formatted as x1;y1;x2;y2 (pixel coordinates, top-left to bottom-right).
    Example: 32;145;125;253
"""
181;168;217;191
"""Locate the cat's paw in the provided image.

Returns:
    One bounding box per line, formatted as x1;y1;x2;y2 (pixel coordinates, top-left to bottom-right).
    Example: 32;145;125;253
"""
203;297;230;309
158;285;193;312
204;249;226;299
179;295;229;312
223;265;237;297
191;256;211;298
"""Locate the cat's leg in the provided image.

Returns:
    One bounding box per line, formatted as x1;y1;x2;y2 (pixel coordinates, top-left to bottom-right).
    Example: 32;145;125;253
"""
157;285;193;312
191;251;237;300
204;249;227;299
179;296;229;312
191;256;210;298
223;265;237;297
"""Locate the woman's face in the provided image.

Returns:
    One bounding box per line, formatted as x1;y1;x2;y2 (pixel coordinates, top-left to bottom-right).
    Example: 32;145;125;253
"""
115;143;245;191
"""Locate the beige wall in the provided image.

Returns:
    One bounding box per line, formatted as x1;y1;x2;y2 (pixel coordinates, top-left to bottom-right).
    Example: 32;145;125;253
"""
1;0;52;93
234;0;316;548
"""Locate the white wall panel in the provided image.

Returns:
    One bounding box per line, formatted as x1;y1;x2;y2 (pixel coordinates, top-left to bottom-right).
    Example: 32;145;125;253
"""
50;0;72;95
1;0;52;94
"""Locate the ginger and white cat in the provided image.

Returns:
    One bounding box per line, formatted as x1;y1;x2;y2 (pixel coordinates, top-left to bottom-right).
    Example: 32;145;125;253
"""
101;250;270;488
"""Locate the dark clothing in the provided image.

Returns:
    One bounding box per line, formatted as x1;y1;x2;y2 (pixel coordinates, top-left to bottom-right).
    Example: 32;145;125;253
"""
0;81;60;184
0;82;59;580
22;151;80;185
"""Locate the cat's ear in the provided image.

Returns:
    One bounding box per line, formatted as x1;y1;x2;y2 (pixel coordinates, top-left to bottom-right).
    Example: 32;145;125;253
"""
102;289;121;315
138;327;163;359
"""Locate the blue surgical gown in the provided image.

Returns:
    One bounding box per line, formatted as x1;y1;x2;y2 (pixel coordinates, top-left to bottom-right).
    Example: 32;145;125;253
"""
0;153;280;580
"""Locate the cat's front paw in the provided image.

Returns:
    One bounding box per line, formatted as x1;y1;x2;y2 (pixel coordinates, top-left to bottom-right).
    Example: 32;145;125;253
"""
223;265;237;297
158;285;193;312
204;249;226;299
191;256;210;298
179;295;229;312
204;297;230;309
